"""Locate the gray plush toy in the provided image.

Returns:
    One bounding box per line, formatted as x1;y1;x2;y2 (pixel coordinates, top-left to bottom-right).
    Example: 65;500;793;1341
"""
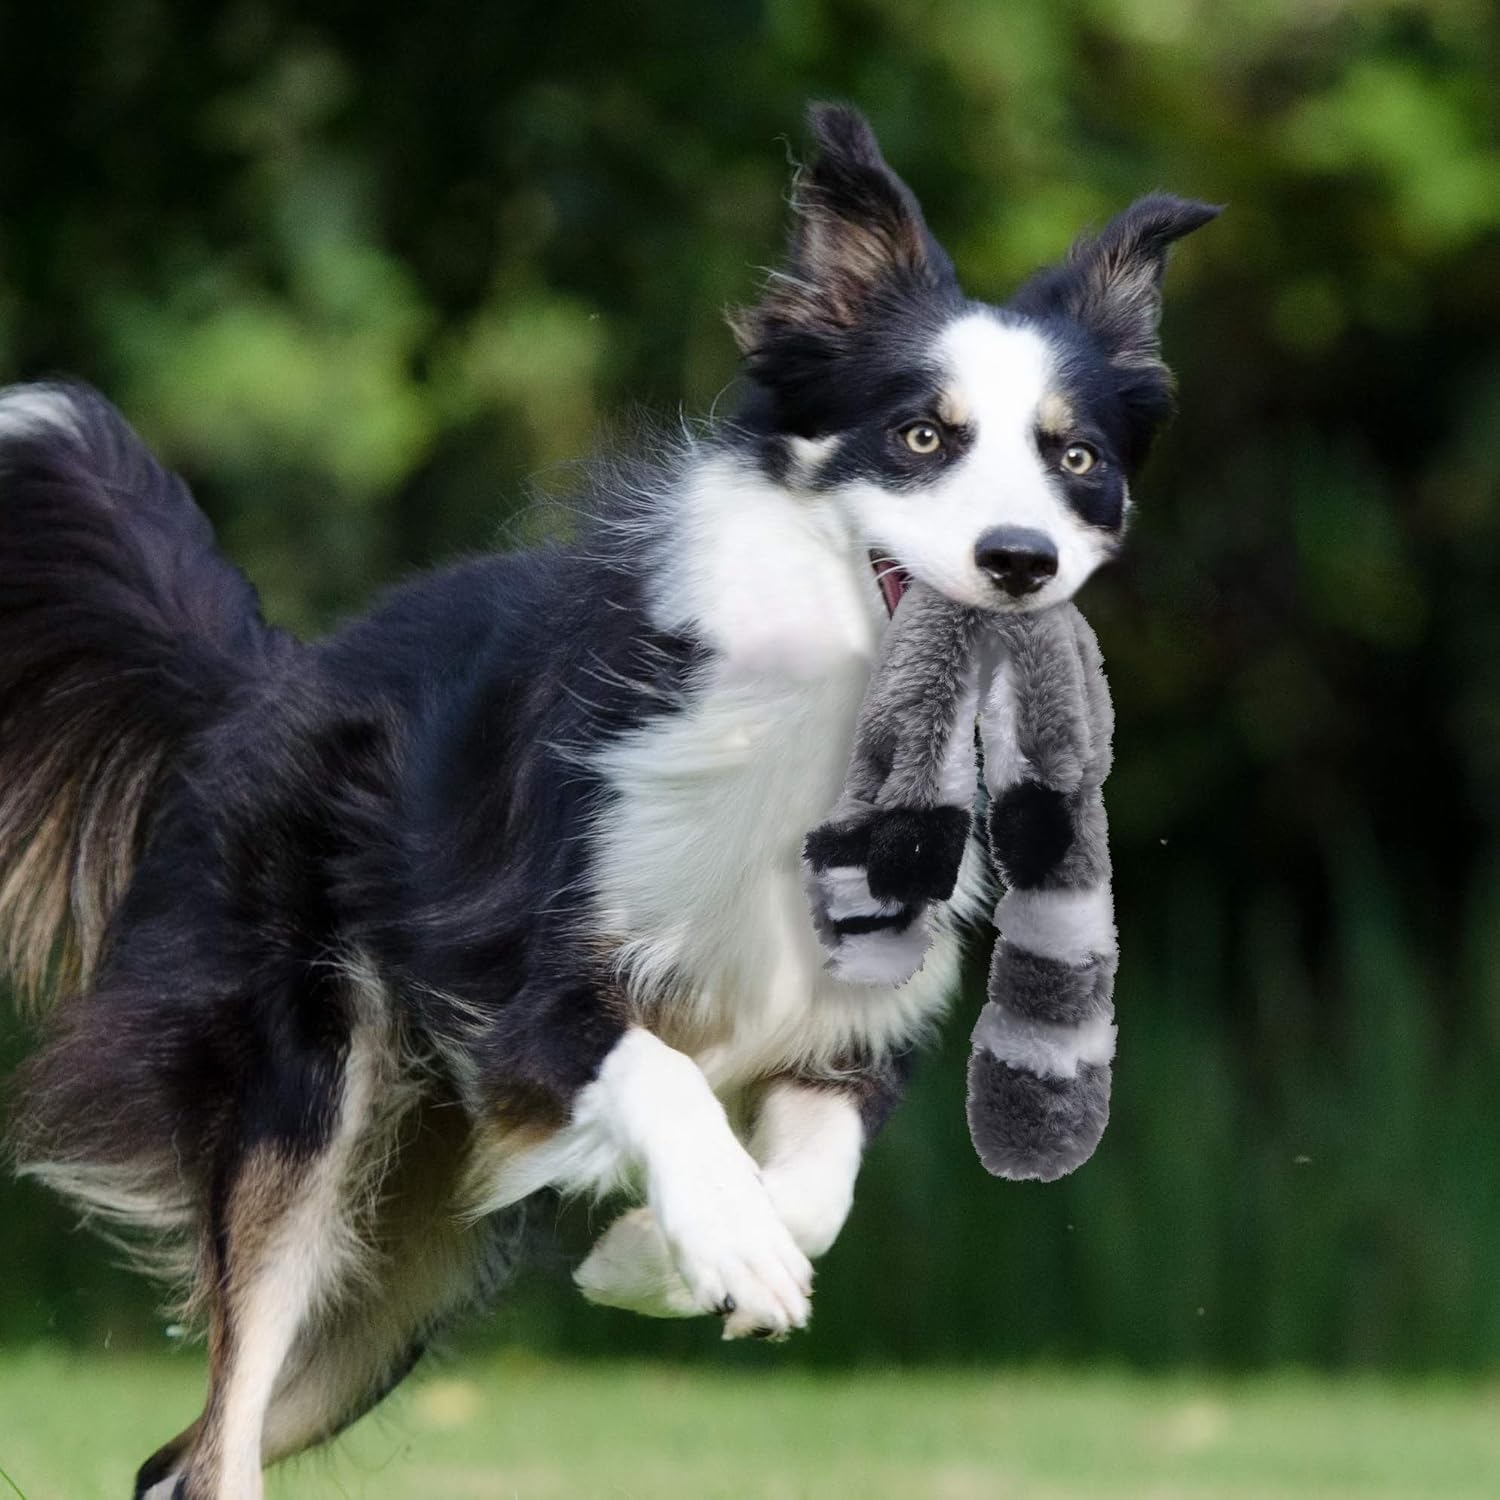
803;582;1116;1182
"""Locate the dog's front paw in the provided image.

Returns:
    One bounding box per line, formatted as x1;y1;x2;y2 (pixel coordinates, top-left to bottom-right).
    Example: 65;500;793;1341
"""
652;1144;814;1341
574;1207;700;1318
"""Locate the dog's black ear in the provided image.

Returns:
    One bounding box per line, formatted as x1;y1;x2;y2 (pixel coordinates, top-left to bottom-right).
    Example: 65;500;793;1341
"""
731;104;954;354
1018;194;1221;371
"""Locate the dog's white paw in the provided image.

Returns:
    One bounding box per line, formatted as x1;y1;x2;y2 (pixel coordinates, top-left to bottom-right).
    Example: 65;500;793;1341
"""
574;1207;698;1318
652;1145;814;1341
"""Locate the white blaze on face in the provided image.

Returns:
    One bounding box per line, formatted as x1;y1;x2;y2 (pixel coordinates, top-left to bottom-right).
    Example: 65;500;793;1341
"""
840;311;1117;611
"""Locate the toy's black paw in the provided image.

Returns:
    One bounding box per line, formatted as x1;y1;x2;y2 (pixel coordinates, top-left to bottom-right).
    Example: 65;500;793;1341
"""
987;781;1073;888
803;810;962;985
803;817;873;872
845;806;971;902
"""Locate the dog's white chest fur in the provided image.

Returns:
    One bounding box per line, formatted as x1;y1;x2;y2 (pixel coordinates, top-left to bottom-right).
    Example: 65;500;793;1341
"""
588;456;962;1089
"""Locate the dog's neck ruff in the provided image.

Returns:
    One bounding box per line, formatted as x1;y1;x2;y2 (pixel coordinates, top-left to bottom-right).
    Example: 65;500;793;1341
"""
584;451;966;1089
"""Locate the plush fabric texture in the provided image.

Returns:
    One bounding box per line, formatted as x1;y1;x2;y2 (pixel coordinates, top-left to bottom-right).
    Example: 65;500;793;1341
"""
803;582;1117;1180
865;806;974;900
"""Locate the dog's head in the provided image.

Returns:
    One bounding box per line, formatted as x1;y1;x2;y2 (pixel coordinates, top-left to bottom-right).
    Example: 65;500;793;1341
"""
732;104;1219;613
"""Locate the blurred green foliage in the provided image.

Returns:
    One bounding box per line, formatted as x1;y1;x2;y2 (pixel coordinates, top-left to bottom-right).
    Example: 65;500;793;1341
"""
1;0;1498;1369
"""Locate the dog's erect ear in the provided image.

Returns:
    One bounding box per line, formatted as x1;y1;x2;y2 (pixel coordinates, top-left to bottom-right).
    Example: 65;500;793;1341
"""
731;104;954;354
1019;195;1221;371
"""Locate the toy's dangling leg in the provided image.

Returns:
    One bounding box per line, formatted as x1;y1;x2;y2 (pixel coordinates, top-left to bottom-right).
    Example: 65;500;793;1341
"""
967;604;1118;1182
803;585;985;985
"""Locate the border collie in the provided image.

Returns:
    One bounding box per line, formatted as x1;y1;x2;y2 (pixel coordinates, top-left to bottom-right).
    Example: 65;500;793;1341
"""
1;105;1215;1498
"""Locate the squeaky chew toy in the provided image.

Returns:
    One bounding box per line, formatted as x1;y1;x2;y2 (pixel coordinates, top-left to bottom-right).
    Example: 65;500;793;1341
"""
803;581;1117;1181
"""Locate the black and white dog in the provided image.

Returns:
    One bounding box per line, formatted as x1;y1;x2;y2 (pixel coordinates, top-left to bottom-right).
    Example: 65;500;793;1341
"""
1;106;1214;1497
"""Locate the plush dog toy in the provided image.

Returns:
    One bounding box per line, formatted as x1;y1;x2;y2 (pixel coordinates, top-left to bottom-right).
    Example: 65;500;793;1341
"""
803;583;1117;1182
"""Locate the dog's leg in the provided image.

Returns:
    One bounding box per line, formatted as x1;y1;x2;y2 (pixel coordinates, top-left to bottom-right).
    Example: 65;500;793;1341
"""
259;1219;507;1463
576;1077;868;1323
259;1106;519;1465
573;1205;699;1320
134;1427;197;1499
145;1251;532;1500
517;1028;812;1339
139;1014;394;1500
137;1147;357;1500
181;1149;360;1499
750;1080;866;1259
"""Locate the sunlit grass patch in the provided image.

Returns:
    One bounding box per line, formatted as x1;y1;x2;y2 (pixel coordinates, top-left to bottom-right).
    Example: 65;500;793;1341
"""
2;1347;1499;1499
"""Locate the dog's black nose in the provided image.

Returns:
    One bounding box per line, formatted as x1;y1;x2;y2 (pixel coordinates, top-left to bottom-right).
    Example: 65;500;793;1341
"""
975;527;1059;597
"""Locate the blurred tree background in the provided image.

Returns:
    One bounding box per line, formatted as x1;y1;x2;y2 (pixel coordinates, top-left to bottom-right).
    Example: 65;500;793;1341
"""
1;0;1498;1373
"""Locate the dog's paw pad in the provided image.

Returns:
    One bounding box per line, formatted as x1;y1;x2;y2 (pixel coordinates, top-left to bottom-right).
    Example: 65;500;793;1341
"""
657;1153;814;1341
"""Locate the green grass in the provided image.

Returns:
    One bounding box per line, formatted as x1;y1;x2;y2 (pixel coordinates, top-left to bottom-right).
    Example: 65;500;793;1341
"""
2;1350;1499;1499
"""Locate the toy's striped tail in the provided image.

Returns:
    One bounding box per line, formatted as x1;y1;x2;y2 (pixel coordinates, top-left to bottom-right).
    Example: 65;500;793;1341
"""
967;603;1118;1182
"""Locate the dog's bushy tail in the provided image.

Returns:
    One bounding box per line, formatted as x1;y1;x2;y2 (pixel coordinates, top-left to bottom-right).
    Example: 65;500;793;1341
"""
0;382;291;1008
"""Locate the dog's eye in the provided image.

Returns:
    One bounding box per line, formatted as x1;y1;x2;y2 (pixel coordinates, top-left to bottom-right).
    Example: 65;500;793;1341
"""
901;422;943;456
1060;443;1097;475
